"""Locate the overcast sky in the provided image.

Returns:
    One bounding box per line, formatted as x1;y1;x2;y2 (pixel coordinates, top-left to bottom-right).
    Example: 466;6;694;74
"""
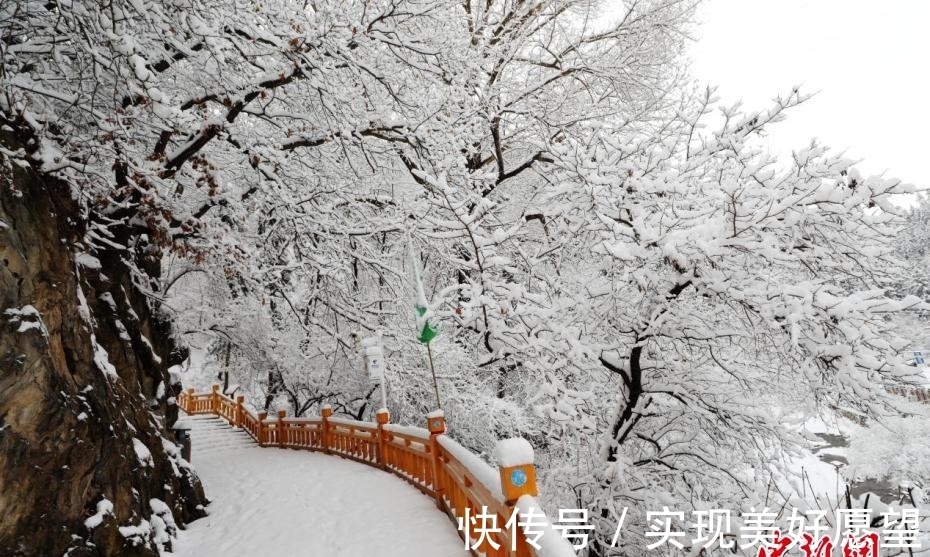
688;0;930;192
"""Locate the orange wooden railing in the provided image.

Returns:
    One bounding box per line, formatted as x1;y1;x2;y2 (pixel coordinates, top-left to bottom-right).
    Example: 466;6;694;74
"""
177;385;552;557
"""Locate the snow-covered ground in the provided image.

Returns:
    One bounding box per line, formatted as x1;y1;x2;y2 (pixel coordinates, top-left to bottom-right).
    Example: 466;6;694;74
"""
168;415;469;557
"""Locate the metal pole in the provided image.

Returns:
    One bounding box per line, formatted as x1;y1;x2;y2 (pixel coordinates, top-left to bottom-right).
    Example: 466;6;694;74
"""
426;343;441;409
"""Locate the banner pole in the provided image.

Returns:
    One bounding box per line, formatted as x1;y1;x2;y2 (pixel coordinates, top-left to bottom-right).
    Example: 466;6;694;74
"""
426;343;441;409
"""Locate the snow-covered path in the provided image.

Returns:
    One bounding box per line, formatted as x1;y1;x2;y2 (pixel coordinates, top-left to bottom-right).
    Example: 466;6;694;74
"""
170;415;469;557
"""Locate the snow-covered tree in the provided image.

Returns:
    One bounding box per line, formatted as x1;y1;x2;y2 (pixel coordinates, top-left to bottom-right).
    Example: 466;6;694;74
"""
5;0;925;554
529;88;923;553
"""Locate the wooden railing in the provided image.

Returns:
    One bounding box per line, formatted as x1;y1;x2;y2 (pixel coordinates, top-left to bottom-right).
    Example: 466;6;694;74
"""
177;385;566;557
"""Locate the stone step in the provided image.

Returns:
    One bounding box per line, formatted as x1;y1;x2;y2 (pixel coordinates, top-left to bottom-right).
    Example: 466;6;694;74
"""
182;415;258;456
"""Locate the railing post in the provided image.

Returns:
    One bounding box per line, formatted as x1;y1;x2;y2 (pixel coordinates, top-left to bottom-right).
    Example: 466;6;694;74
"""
235;395;245;428
495;438;538;557
495;438;538;505
257;411;268;447
185;388;195;412
321;404;333;454
211;384;220;414
277;409;287;448
426;410;446;509
376;409;390;470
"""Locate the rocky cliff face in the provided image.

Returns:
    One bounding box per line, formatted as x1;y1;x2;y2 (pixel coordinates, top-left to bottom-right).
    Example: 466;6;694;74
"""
0;136;206;556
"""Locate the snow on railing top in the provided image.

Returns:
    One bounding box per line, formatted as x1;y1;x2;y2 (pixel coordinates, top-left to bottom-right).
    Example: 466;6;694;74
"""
328;416;376;428
177;386;574;557
382;423;430;438
437;435;505;501
495;437;535;467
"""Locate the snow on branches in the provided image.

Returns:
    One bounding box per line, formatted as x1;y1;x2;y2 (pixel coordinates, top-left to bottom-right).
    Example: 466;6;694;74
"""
4;1;926;554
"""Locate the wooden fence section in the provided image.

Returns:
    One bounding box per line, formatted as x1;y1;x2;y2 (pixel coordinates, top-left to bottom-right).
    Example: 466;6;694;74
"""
177;386;548;557
434;438;529;556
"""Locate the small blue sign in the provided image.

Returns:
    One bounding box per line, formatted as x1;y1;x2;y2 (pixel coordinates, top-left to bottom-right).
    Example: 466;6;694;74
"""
510;468;527;488
915;351;925;365
431;419;441;429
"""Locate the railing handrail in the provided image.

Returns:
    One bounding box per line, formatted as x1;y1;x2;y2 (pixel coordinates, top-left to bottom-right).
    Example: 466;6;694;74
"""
176;386;571;557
